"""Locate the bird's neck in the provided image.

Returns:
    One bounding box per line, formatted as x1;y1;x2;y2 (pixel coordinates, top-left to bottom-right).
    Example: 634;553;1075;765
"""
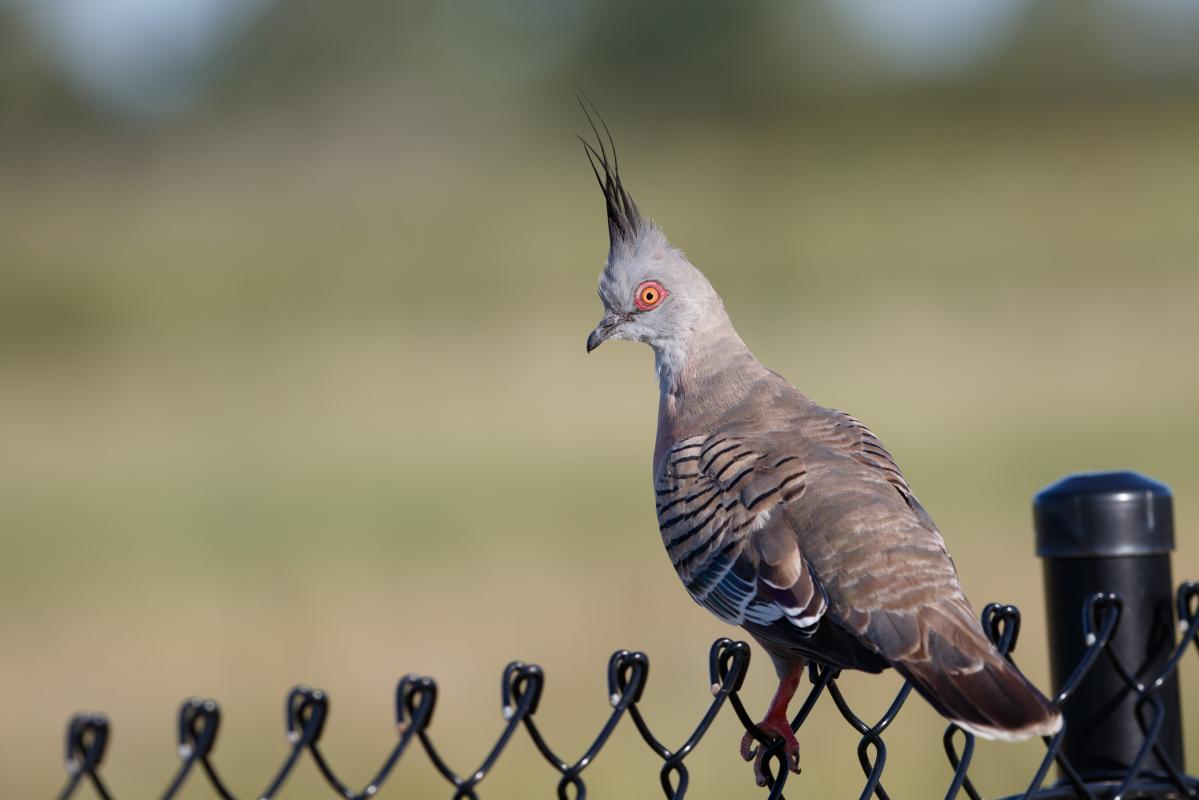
653;323;768;464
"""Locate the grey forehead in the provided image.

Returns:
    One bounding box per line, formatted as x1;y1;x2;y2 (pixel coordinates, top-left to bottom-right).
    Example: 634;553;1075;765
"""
599;252;655;305
598;265;633;308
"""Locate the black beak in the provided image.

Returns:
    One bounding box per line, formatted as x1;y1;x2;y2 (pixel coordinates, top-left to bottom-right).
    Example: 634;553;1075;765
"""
586;313;626;353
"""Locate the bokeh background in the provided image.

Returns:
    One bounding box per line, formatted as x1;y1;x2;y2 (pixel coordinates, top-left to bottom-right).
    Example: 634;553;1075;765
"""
3;1;1199;797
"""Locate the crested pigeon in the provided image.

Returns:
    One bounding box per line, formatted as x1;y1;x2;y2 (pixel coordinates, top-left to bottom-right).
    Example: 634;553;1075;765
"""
579;103;1061;783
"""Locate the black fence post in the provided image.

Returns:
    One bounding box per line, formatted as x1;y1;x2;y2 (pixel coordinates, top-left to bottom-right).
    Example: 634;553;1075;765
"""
1034;470;1183;782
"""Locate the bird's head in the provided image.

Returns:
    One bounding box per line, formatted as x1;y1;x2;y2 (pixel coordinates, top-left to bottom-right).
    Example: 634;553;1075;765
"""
580;101;723;360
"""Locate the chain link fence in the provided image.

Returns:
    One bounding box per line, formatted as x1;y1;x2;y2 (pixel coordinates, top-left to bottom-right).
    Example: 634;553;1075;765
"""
56;583;1198;800
54;472;1195;799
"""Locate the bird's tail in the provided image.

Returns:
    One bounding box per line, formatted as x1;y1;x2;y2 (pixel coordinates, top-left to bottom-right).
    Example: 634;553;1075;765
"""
894;624;1062;741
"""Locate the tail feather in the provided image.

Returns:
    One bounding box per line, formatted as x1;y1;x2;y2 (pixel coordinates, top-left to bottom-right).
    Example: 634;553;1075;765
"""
895;628;1062;741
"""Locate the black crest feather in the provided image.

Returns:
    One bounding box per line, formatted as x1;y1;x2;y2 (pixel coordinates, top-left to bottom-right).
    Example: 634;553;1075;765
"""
577;93;642;250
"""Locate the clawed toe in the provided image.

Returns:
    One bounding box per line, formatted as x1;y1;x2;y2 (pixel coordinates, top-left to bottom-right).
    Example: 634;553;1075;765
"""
739;720;800;785
739;730;758;762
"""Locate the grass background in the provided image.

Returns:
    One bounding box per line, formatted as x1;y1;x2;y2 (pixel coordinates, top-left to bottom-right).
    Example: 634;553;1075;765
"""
3;93;1199;797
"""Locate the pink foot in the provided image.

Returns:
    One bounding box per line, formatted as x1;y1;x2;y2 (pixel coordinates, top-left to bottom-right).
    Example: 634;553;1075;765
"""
740;714;800;786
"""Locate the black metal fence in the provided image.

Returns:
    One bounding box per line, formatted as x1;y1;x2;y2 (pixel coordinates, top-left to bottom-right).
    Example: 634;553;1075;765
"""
56;472;1196;800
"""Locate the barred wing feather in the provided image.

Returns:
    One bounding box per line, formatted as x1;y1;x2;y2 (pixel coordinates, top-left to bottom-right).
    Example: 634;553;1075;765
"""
655;434;827;633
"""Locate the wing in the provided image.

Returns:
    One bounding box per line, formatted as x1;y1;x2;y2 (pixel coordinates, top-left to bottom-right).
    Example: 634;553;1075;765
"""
798;409;935;531
656;393;979;671
657;390;1059;735
655;434;828;634
779;406;978;665
784;406;1061;737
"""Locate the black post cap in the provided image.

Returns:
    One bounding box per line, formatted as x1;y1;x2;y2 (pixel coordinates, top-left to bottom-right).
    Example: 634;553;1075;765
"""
1034;471;1173;558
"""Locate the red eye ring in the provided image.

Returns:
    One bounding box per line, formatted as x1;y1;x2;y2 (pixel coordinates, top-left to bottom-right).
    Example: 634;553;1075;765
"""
634;280;667;311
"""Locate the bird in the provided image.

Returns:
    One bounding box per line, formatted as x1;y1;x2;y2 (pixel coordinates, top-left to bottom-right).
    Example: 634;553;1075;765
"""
578;101;1062;784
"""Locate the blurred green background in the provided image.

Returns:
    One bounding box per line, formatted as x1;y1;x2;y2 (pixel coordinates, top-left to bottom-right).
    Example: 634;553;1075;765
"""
2;1;1199;797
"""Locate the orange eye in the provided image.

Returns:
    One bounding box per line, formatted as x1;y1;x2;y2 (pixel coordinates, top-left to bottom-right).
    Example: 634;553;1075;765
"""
635;280;667;311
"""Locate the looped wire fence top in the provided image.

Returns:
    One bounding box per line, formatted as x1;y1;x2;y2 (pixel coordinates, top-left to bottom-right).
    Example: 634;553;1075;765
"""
57;582;1199;800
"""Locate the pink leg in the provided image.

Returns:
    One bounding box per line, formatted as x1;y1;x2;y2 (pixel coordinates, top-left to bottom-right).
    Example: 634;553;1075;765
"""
740;661;803;785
